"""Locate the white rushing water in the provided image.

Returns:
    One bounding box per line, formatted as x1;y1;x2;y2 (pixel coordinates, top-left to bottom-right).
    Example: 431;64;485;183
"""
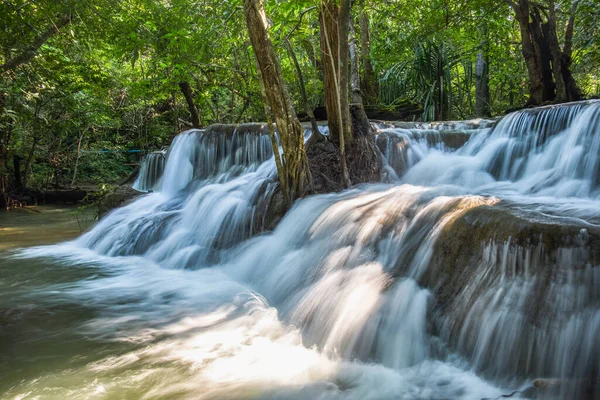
7;101;600;399
132;149;167;192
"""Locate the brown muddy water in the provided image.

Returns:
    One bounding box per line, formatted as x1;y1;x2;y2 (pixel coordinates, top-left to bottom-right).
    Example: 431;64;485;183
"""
0;205;96;251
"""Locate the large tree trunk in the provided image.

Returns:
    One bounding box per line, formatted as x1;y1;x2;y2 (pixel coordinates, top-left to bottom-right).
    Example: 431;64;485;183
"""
507;0;582;105
359;12;378;104
319;1;351;145
244;0;310;204
529;8;555;101
510;0;545;105
561;61;582;102
178;81;201;128
0;90;11;207
319;0;352;188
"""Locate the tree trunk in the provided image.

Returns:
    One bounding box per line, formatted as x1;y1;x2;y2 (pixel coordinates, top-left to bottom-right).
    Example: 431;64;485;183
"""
547;0;566;102
475;50;491;116
284;38;322;143
70;132;84;188
528;5;556;102
254;57;288;205
13;155;23;192
509;0;545;105
349;19;372;137
507;0;582;105
530;8;555;102
562;0;583;101
319;0;351;188
178;81;201;128
359;12;378;104
244;0;310;204
22;135;39;188
0;91;8;206
561;61;582;102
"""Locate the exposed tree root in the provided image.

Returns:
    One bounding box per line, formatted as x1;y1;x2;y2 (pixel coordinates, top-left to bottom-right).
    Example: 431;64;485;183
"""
306;132;381;195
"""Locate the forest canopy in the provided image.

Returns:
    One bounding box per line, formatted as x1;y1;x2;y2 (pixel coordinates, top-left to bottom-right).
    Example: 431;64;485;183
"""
1;0;599;200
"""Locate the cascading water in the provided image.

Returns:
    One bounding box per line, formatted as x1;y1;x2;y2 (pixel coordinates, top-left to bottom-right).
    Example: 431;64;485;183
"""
438;237;599;399
401;101;600;200
375;119;495;180
132;149;167;192
2;101;599;399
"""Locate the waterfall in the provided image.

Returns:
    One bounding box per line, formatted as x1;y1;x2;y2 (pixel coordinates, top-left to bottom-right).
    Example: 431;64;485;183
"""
440;238;599;398
400;101;600;199
376;118;494;180
12;101;600;399
146;124;274;196
132;149;166;192
81;124;277;262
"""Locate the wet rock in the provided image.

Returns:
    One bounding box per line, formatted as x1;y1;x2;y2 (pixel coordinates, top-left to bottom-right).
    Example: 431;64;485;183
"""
204;122;270;138
420;203;600;397
427;203;600;316
236;122;270;135
434;130;473;149
97;185;143;218
204;123;237;137
386;121;420;129
520;386;539;398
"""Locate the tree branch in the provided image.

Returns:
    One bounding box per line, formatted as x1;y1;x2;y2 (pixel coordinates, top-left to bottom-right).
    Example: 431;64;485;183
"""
1;14;72;73
283;6;317;42
563;0;580;59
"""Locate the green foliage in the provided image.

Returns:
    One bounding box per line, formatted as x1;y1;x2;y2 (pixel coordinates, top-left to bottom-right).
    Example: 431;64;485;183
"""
1;0;599;195
572;0;600;96
380;39;462;121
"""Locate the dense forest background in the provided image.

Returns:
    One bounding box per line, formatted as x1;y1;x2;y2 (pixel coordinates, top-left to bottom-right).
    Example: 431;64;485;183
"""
1;0;599;199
